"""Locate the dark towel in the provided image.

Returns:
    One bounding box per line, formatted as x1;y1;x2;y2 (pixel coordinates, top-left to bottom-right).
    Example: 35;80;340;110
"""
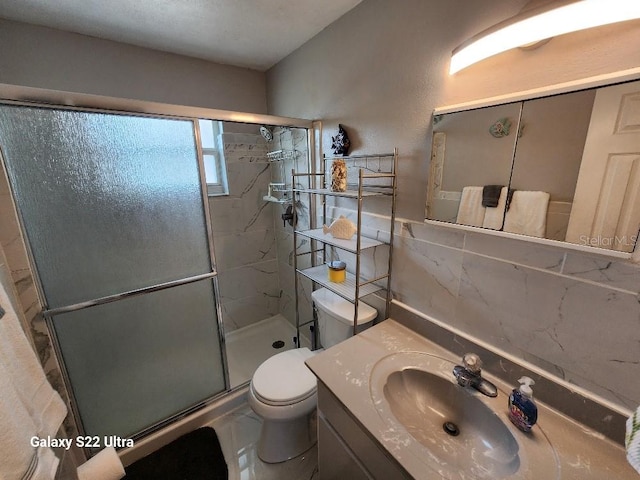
482;185;503;207
124;427;228;480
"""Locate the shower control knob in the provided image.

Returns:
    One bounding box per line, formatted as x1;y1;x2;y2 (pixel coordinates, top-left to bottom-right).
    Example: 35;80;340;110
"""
281;205;295;227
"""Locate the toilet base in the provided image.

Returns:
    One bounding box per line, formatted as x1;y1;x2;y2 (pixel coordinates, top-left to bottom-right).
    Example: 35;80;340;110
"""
257;410;317;463
247;347;319;464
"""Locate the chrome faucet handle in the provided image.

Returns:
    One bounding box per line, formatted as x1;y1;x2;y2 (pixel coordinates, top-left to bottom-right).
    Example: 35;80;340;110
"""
462;353;482;374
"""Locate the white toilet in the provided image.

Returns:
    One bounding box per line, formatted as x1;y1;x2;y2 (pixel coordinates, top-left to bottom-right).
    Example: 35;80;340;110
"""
248;288;377;463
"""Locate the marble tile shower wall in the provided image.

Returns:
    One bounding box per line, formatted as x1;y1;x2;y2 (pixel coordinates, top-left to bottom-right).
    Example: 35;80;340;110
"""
209;133;280;333
327;201;640;411
269;127;314;329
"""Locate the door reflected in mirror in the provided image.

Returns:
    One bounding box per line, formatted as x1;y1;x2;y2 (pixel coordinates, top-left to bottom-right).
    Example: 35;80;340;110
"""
426;79;640;253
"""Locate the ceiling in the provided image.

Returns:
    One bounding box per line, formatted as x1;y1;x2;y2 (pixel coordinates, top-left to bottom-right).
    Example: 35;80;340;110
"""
0;0;363;71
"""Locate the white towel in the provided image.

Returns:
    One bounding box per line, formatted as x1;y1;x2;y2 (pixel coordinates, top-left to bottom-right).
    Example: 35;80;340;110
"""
77;447;125;480
0;283;67;480
504;191;550;238
456;186;486;227
482;186;508;230
627;407;640;473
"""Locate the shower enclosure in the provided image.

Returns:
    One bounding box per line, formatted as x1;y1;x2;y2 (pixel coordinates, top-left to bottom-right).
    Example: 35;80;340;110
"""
0;87;314;446
212;122;313;387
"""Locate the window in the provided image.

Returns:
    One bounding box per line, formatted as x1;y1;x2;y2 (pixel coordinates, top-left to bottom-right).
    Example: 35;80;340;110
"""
198;119;228;196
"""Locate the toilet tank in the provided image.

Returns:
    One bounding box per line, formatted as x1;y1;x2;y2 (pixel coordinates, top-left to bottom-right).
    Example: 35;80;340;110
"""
311;288;377;348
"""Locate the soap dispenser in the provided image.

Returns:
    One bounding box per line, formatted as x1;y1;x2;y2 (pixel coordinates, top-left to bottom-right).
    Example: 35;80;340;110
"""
508;376;538;432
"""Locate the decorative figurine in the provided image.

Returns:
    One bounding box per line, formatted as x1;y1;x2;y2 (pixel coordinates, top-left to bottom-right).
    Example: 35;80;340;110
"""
330;159;347;192
322;215;357;240
489;118;512;138
331;124;351;155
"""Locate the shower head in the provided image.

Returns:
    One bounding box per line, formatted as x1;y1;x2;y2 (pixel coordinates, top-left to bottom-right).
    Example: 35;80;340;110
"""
260;125;273;142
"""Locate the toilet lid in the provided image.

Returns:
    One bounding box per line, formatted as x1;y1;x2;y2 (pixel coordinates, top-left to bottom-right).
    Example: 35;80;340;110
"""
252;348;317;405
311;288;377;325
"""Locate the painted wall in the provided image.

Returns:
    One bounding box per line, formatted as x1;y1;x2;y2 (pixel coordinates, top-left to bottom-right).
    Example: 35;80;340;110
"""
266;0;640;412
0;18;267;113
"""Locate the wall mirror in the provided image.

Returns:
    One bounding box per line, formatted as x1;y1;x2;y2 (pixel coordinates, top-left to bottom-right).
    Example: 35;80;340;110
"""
426;78;640;254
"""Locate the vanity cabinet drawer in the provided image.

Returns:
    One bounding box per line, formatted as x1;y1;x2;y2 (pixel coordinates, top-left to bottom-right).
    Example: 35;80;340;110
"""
318;416;373;480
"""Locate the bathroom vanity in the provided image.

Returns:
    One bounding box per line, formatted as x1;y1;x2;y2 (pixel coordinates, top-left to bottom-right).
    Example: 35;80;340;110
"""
306;319;637;480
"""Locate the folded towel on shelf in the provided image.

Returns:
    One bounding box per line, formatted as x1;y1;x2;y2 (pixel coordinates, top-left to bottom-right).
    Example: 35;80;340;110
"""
627;406;640;473
482;186;509;230
456;186;485;227
503;190;550;238
0;283;67;480
482;185;504;207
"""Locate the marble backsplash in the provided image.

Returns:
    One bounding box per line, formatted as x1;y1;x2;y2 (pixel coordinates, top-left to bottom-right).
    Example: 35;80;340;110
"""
328;203;640;412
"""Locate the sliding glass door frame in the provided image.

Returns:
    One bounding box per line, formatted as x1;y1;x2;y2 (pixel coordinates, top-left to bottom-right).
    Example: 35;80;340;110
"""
0;83;314;445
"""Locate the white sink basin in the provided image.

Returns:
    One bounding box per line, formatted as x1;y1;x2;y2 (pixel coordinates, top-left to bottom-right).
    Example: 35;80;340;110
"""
369;352;560;479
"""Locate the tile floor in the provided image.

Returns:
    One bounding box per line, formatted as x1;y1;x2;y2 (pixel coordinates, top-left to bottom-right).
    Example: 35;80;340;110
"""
207;404;319;480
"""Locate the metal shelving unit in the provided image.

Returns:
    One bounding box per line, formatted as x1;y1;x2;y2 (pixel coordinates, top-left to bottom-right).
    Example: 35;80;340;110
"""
291;149;398;347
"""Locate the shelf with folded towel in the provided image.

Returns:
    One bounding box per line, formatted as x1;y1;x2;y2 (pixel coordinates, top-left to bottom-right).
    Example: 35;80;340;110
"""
456;185;550;238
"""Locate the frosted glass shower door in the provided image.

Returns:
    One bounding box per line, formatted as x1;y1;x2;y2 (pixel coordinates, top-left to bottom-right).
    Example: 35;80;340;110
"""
0;105;226;439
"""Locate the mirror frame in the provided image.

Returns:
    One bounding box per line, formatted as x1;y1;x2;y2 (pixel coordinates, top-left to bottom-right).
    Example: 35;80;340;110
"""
427;67;640;261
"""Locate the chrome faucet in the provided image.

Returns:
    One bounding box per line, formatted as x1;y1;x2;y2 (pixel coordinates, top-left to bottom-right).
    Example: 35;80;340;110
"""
453;353;498;397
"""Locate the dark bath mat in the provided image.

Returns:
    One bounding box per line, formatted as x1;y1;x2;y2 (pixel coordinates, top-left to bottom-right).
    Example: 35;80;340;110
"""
124;427;228;480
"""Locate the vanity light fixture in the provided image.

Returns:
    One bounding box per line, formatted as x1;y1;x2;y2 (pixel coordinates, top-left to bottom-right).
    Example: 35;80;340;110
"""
450;0;640;74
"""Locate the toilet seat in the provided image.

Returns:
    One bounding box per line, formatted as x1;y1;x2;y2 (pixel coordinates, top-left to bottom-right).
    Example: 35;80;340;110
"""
251;347;317;406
